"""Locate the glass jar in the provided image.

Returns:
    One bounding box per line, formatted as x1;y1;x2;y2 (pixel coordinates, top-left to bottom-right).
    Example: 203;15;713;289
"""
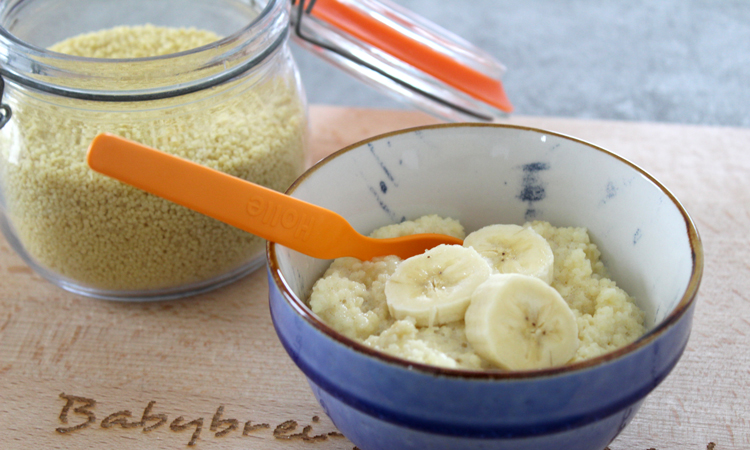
0;0;307;300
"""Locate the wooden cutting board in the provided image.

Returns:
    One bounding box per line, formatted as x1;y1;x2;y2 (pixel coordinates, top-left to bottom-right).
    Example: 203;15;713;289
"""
1;106;748;450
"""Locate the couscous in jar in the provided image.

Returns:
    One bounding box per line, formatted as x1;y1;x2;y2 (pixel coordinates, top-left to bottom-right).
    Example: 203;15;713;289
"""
0;0;307;299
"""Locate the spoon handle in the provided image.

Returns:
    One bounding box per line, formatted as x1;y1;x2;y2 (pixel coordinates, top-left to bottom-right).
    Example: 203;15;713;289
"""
87;133;357;258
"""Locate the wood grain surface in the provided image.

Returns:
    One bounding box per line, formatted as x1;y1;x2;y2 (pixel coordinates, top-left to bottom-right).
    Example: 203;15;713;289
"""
1;105;748;450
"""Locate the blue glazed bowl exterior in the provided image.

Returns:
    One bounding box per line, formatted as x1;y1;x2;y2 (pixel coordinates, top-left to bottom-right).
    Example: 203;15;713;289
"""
266;124;703;450
268;268;695;450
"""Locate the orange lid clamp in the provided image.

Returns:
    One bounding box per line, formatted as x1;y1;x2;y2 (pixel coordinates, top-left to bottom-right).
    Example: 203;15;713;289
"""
292;0;513;121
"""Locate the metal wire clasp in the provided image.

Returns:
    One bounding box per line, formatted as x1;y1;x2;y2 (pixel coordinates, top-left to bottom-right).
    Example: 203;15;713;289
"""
290;0;405;89
0;76;12;129
291;0;346;60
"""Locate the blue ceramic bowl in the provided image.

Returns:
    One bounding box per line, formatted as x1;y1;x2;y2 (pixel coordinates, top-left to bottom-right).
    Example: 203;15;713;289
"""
267;123;703;450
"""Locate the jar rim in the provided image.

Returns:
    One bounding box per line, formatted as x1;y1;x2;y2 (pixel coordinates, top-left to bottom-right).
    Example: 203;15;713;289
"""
0;0;289;101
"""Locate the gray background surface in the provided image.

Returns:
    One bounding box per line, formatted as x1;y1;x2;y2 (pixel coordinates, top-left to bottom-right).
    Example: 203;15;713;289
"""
291;0;750;127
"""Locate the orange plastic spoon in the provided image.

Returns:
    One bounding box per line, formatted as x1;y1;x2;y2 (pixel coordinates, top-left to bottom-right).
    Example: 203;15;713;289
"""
87;133;463;260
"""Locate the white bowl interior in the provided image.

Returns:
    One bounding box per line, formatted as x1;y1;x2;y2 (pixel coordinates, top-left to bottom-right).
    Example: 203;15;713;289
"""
276;125;695;331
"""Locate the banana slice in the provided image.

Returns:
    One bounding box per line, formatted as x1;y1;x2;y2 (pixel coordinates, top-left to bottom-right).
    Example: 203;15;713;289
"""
463;224;554;284
465;274;579;370
385;244;491;327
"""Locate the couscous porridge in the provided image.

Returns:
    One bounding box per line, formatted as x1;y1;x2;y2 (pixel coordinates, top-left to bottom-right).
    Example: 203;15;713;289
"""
308;215;646;371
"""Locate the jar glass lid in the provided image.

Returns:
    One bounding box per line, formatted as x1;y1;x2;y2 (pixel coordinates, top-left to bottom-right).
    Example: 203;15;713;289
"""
291;0;513;122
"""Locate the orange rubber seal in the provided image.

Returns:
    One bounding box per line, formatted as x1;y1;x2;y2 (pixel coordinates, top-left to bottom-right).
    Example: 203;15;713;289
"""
308;0;513;113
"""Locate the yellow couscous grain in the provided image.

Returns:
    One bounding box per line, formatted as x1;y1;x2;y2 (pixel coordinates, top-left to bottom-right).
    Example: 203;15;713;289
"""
0;25;305;291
